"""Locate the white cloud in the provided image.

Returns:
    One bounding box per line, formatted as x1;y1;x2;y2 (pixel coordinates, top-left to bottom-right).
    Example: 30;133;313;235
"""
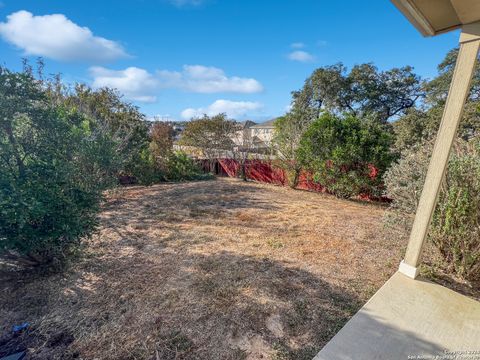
0;10;128;62
90;66;159;103
181;99;263;119
89;64;262;103
290;42;305;49
287;50;315;63
158;65;263;93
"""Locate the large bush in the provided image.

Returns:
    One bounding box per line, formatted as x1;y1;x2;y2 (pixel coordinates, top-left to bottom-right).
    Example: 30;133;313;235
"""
383;142;432;231
127;147;164;185
298;112;395;198
165;151;210;182
384;139;480;282
0;68;117;265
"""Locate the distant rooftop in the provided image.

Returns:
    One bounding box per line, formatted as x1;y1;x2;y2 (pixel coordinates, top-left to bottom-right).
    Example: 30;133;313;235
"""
237;120;257;129
250;119;277;129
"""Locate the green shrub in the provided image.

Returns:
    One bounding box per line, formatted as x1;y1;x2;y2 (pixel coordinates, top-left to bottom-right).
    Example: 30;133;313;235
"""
384;139;480;282
126;147;164;185
123;150;210;185
298;112;395;198
0;159;101;264
165;151;211;181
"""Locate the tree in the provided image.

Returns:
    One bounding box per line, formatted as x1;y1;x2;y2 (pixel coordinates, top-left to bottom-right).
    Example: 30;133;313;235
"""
393;47;480;153
292;63;424;123
291;64;349;122
0;67;114;265
272;112;313;187
64;85;150;178
298;112;395;198
150;121;175;166
179;113;240;171
392;107;441;152
425;47;480;106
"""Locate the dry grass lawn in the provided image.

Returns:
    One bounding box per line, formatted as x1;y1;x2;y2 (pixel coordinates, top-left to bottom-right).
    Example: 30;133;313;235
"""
0;178;405;360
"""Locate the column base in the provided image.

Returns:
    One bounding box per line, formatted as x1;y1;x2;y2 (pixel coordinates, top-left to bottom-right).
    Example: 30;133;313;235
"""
398;260;419;279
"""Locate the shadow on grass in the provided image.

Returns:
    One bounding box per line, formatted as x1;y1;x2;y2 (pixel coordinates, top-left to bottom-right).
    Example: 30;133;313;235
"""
0;242;446;360
1;249;447;360
0;179;410;360
0;246;359;359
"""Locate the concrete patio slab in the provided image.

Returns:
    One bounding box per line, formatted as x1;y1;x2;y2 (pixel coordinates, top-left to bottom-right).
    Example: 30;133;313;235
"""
314;272;480;360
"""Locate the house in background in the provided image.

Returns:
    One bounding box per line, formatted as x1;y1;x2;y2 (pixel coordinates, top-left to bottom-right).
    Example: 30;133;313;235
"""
175;118;278;155
249;119;277;150
232;120;257;148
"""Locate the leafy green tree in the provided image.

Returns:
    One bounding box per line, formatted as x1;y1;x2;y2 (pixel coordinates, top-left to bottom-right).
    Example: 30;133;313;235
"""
292;63;423;123
425;47;480;106
298;112;395;198
393;48;480;153
0;67;115;265
291;64;349;122
426;48;480;137
41;68;155;185
64;85;150;179
179;113;240;171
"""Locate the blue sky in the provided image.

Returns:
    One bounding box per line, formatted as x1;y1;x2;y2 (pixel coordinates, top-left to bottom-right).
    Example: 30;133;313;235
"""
0;0;460;122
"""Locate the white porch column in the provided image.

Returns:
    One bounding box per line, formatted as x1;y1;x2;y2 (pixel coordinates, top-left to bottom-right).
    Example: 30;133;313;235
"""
399;22;480;279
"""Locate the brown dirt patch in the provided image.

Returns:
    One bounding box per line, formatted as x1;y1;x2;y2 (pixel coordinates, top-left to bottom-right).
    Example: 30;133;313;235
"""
0;178;404;359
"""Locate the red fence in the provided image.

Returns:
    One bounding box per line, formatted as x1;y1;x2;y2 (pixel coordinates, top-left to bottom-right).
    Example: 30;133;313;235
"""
200;159;328;192
199;158;389;202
